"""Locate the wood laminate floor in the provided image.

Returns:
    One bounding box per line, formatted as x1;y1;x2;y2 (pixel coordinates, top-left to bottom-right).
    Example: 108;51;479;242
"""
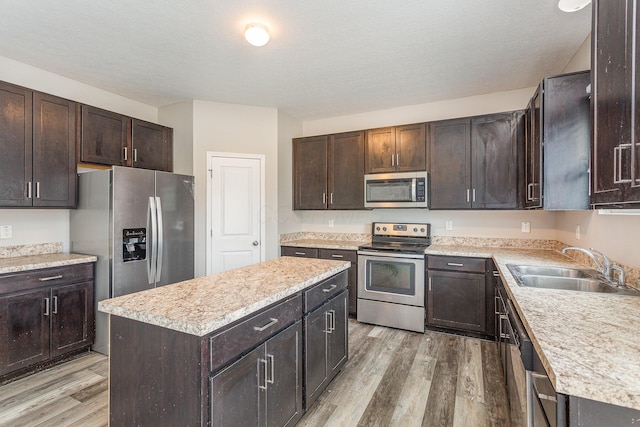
0;320;509;427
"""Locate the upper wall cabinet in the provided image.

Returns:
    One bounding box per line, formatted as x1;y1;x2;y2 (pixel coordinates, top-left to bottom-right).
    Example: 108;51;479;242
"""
293;131;364;210
365;124;426;174
591;0;640;207
429;111;523;209
0;81;76;208
525;71;591;210
80;106;173;172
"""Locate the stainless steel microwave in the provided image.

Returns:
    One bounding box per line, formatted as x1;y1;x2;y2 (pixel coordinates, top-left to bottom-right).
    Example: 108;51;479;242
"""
364;171;429;208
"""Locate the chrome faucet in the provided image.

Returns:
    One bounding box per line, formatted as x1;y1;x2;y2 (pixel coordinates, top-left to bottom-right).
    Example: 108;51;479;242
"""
561;247;609;277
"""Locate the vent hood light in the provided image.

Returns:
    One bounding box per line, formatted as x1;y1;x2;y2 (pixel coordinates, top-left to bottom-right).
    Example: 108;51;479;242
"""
558;0;591;12
244;23;270;47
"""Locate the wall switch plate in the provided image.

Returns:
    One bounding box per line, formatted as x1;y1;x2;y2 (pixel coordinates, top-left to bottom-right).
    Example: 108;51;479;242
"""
445;221;453;231
521;222;531;233
0;225;12;239
575;225;581;240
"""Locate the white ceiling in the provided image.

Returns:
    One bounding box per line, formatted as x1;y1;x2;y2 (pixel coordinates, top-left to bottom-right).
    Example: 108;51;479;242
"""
0;1;591;121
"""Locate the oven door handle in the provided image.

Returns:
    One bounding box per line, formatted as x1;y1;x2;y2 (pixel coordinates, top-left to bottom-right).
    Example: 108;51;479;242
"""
357;250;425;260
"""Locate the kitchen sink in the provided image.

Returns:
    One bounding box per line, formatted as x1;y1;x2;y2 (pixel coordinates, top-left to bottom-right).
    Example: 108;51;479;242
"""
506;264;640;295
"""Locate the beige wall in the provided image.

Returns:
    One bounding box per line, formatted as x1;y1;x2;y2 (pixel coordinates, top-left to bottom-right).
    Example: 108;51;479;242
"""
0;56;159;252
159;101;194;176
277;111;303;236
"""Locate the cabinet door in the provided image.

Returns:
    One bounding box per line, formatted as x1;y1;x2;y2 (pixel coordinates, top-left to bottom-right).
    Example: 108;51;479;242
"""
50;282;95;358
265;321;303;427
293;136;328;209
472;113;518;209
427;270;486;333
525;88;543;208
0;289;50;375
80;105;129;166
429;118;471;209
131;119;173;172
329;131;364;209
327;291;348;375
210;346;263;427
304;304;328;408
365;127;395;173
395;123;426;172
32;92;77;208
0;81;32;207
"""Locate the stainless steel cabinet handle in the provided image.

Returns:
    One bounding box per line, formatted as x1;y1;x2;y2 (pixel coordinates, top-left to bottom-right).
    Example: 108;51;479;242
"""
35;182;40;199
493;271;500;277
331;254;344;258
52;296;58;314
537;392;557;402
133;148;138;163
266;354;275;384
294;251;306;256
329;309;336;332
258;358;268;390
527;183;534;201
323;193;326;204
428;277;432;291
326;310;335;333
396;154;400;166
472;188;476;202
330;193;333;204
253;318;278;332
323;284;337;293
27;182;32;199
44;297;50;316
123;147;128;161
391;154;395;166
447;262;464;267
467;189;470;203
39;275;63;281
494;296;501;314
613;144;632;184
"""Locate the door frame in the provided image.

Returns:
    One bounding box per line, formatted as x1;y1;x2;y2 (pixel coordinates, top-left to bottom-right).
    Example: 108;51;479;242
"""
206;152;266;275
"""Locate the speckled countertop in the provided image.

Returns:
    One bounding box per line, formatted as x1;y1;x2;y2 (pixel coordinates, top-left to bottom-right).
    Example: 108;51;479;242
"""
281;238;366;251
99;256;350;337
426;244;640;411
280;232;370;251
0;253;97;274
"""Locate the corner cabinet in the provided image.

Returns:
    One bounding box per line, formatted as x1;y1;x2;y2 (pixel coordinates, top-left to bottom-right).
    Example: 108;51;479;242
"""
365;124;427;174
293;131;364;210
0;81;77;208
429;112;523;209
0;263;95;381
591;0;640;207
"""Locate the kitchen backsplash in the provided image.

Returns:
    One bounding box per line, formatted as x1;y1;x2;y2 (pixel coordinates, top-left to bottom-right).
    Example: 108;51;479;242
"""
280;232;371;243
0;242;63;259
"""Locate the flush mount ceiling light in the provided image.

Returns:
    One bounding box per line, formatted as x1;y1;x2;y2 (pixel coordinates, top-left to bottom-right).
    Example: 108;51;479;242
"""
558;0;591;12
244;23;270;47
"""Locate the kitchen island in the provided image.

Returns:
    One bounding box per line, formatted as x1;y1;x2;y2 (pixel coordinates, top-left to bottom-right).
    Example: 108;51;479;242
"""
99;256;350;426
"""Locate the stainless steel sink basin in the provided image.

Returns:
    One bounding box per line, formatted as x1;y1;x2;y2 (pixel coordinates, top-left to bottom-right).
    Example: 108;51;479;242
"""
506;264;640;295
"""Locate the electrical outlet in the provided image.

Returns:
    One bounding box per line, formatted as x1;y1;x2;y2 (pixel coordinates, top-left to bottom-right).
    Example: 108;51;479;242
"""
575;225;581;240
0;225;12;239
445;221;453;231
328;219;334;228
521;222;531;233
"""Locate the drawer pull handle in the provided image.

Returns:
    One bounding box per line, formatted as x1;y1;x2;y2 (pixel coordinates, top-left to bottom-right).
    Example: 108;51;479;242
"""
323;284;337;293
447;262;464;267
493;271;500;277
537;393;557;403
294;252;306;256
331;254;344;258
39;275;63;282
253;318;278;332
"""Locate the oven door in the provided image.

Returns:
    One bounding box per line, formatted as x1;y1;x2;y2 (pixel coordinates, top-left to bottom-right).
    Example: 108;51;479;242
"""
357;251;425;307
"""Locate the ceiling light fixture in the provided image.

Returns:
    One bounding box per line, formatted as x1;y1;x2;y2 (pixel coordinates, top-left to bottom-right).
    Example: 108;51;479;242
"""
558;0;591;12
244;23;270;47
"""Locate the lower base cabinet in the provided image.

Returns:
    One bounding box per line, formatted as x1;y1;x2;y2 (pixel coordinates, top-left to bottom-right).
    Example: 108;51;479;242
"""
210;321;302;427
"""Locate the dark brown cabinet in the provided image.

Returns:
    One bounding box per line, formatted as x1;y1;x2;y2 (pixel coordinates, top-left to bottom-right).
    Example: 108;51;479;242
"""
591;0;640;206
426;256;494;337
0;264;95;380
429;112;522;209
281;246;358;316
365;124;426;174
525;71;591;209
80;107;173;172
0;81;76;208
293;131;364;210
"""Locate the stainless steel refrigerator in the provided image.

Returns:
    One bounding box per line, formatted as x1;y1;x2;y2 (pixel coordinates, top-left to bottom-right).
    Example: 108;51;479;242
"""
70;166;195;355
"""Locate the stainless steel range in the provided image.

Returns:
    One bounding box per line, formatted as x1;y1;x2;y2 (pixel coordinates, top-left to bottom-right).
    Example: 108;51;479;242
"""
357;222;430;333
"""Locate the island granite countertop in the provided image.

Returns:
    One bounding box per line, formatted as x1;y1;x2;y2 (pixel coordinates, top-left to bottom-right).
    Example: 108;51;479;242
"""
0;253;97;275
99;256;350;337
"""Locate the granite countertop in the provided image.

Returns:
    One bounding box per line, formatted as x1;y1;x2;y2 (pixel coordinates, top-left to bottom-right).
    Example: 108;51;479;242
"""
426;244;640;411
0;253;97;275
99;256;350;337
280;238;368;251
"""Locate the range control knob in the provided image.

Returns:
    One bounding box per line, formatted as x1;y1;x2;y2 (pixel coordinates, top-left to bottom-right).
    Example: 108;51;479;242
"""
382;227;387;231
421;228;425;232
376;226;381;231
413;227;418;232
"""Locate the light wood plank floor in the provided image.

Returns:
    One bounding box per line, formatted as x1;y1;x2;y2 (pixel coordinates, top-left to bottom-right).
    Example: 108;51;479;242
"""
0;320;509;427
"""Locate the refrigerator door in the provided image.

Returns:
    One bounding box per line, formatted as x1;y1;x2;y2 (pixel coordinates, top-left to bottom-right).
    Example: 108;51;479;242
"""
112;166;156;297
155;171;195;286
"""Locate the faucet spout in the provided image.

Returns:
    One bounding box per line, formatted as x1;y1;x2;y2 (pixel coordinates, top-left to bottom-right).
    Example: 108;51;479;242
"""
561;246;605;273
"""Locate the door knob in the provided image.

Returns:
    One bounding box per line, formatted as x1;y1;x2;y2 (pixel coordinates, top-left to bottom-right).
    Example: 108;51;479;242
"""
253;241;259;246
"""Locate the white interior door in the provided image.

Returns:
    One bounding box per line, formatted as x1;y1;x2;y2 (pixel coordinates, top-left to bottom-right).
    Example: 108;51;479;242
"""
207;153;265;274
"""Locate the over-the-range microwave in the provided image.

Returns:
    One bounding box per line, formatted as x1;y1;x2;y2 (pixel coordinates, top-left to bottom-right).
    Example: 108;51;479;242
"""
364;171;429;208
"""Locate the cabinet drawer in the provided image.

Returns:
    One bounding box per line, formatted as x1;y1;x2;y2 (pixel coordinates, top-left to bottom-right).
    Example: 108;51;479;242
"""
318;249;357;263
209;294;302;372
281;246;319;258
304;271;348;313
427;256;487;273
0;263;94;294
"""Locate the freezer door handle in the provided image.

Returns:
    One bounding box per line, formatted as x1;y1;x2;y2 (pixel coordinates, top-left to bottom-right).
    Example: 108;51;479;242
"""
148;196;158;284
155;196;164;283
